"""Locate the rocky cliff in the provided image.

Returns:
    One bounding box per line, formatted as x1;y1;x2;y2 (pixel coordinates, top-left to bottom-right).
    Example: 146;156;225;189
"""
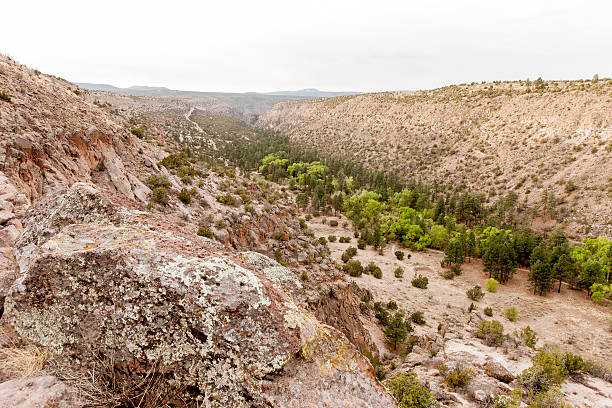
0;55;395;407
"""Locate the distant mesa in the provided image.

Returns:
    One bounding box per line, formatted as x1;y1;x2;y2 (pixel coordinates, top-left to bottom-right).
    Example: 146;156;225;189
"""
74;83;361;116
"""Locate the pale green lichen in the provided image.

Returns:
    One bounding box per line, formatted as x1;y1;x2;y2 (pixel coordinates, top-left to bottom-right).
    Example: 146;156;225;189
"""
241;251;302;293
5;300;78;354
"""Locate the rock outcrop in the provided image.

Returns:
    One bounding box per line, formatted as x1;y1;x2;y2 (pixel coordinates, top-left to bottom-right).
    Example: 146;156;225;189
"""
0;55;147;203
313;283;381;355
4;184;394;407
0;375;76;408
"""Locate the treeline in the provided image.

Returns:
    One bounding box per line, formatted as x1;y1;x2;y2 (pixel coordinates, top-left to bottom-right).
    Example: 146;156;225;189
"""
219;132;611;302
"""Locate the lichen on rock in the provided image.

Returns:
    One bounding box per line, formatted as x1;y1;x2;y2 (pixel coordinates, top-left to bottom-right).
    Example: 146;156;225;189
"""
4;185;394;407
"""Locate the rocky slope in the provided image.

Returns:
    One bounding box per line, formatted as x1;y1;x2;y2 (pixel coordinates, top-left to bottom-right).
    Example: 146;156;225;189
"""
0;55;393;407
257;81;612;237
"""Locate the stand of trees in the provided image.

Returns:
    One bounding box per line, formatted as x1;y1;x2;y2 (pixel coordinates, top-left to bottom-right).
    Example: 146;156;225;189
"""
217;129;611;303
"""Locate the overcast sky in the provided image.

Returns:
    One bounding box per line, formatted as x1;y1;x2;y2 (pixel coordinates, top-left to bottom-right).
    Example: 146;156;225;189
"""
4;0;611;93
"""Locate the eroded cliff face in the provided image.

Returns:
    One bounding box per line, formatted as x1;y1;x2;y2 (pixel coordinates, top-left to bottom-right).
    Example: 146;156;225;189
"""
257;84;612;237
0;55;153;297
0;56;395;407
0;55;146;202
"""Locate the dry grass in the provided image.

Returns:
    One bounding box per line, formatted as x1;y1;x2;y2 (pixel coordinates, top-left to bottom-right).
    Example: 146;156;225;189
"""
51;351;192;408
0;344;51;379
0;324;51;380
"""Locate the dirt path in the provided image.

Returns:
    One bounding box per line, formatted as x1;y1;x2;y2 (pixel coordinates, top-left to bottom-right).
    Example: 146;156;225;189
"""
184;107;218;150
184;107;204;133
309;215;612;363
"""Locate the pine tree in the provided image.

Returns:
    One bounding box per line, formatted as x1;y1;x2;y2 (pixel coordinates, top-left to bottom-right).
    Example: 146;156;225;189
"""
385;310;411;351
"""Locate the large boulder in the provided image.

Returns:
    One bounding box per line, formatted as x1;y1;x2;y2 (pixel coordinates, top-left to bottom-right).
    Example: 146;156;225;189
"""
0;375;76;408
484;361;515;383
4;185;394;407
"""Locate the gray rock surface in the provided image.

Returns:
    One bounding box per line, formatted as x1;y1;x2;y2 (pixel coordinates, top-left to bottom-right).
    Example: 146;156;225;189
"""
4;184;394;408
0;376;76;408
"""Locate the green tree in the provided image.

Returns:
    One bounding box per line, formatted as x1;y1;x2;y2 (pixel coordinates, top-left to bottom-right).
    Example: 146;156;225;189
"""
529;259;553;296
444;237;465;267
552;253;578;293
481;228;517;283
385;310;411;350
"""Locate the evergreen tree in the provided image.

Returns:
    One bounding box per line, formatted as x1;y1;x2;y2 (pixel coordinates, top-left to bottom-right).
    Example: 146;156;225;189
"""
482;230;517;283
529;259;553;295
385;310;412;351
553;253;578;293
444;237;465;267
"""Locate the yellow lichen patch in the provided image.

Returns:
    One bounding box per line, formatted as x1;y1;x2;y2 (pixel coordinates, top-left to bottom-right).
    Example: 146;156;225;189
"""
299;319;359;375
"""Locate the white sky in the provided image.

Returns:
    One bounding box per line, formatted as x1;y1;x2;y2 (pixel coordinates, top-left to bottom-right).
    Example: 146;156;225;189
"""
4;0;611;93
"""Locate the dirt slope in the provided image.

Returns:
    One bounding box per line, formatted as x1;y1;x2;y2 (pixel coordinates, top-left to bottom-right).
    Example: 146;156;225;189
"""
257;80;612;237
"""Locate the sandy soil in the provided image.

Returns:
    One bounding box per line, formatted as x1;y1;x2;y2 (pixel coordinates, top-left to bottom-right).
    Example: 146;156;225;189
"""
309;215;612;363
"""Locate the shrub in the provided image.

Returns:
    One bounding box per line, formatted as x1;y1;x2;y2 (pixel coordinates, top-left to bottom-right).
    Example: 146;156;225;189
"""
329;219;338;227
452;264;462;275
466;285;485;301
318;236;327;246
477;320;505;346
147;174;171;190
363;350;386;381
178;188;192;204
484;306;493;317
439;364;473;389
528;387;571;408
0;91;11;102
197;226;213;238
343;259;363;277
96;160;105;171
339;236;351;243
328;235;337;242
357;239;366;250
394;267;404;278
395;250;405;260
365;262;380;274
519;346;573;392
504;307;518;322
216;193;236;206
442;270;454;279
151;187;169;205
374;302;390;326
341;246;357;262
490;393;522;408
518;326;538;349
387;301;398;310
563;352;585;375
410;311;425;325
584;359;612;383
273;231;287;241
386;372;438;408
486;278;499;292
130;127;145;138
411;275;429;289
274;249;287;266
300;271;309;281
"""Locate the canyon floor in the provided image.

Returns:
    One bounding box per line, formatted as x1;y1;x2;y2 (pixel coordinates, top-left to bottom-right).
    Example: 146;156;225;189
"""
308;214;612;407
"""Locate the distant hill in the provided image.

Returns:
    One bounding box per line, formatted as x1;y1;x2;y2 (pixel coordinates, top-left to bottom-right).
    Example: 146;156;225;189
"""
265;88;362;98
257;80;612;238
75;83;360;116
